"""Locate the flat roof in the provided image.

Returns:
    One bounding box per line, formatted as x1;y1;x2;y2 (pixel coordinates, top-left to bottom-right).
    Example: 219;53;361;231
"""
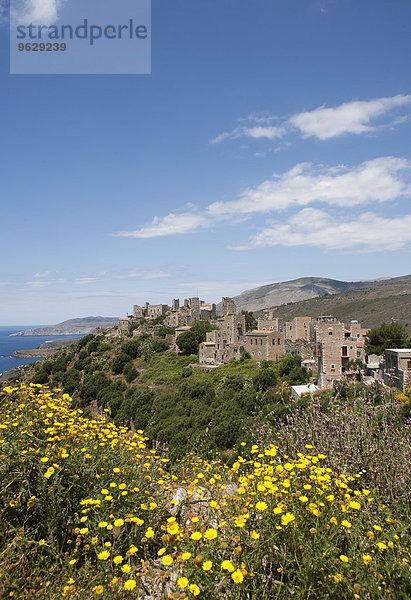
291;384;319;394
247;330;277;334
385;348;411;353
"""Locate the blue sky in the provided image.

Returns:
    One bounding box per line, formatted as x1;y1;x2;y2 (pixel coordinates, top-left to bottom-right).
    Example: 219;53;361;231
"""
0;0;410;325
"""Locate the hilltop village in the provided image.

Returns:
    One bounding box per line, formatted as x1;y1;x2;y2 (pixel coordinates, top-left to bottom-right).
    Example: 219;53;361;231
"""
118;296;411;391
117;296;410;391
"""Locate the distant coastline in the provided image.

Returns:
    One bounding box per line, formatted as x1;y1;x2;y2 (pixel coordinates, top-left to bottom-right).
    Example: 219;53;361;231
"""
0;326;85;380
12;338;79;358
10;316;119;337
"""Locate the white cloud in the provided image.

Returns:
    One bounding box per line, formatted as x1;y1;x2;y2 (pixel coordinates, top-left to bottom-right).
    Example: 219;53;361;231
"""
113;157;411;239
73;270;171;284
211;94;411;144
208;157;411;216
210;130;235;144
74;276;103;285
145;271;170;279
113;212;210;238
12;0;63;25
210;123;284;144
233;208;411;253
26;280;53;288
289;94;411;140
26;272;66;287
23;269;171;289
34;270;52;278
243;125;285;139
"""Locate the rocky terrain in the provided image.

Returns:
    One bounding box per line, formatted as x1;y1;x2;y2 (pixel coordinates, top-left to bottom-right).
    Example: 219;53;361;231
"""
259;277;411;331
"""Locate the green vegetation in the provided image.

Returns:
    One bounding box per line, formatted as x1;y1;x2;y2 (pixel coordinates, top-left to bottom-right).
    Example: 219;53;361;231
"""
0;384;410;599
241;310;257;331
365;322;410;355
176;321;217;355
17;329;311;461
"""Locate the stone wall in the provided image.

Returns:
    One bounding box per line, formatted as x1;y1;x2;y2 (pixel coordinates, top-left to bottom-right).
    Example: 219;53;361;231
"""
257;317;283;331
284;316;312;342
244;330;285;361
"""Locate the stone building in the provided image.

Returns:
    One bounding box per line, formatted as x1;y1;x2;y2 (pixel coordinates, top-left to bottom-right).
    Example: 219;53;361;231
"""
118;317;135;334
163;297;216;328
284;316;312;342
118;296;217;333
199;309;246;365
133;302;169;320
221;297;237;316
119;295;369;390
199;298;288;366
312;316;367;388
382;348;411;391
285;338;316;361
244;330;285;361
257;315;283;331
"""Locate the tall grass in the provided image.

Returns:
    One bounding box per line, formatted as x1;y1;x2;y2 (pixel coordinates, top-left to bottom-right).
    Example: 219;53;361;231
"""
266;383;411;514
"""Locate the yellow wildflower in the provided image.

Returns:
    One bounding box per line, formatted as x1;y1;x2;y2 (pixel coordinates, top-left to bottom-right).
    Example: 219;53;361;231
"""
178;577;188;588
281;512;295;526
92;585;104;595
124;580;136;590
221;560;235;572
204;528;217;540
189;584;200;596
232;570;244;583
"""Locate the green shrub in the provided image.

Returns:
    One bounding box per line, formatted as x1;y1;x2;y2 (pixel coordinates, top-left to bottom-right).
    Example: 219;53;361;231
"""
79;371;111;402
112;352;132;375
123;363;138;383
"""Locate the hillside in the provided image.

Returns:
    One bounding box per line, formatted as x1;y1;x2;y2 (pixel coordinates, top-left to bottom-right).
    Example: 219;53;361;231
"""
12;338;79;358
259;277;411;331
10;316;119;336
2;383;410;600
229;274;411;313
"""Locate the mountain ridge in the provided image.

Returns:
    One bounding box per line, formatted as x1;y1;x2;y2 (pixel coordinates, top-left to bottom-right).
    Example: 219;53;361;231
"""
256;277;411;331
229;274;411;313
10;316;119;337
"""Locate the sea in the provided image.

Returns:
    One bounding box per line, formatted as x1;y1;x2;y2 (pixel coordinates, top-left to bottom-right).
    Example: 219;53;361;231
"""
0;326;84;376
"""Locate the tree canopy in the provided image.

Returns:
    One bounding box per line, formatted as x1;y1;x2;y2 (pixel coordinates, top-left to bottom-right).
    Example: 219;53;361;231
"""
365;322;410;355
176;321;217;355
242;310;257;331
